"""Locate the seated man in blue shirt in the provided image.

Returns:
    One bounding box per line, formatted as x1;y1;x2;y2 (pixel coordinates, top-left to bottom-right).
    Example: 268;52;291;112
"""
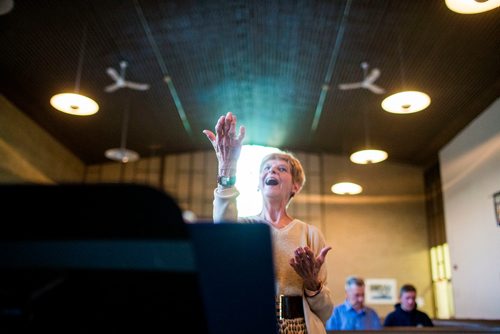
325;276;382;330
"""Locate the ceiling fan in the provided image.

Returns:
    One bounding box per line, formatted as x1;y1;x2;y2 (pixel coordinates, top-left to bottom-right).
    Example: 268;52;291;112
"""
338;61;386;94
104;61;150;93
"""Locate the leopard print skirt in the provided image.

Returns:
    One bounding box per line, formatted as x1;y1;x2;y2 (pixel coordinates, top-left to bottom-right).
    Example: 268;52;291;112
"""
277;317;307;334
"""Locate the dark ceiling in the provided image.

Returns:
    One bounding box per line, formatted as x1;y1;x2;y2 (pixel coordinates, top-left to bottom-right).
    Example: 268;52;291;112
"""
0;0;499;168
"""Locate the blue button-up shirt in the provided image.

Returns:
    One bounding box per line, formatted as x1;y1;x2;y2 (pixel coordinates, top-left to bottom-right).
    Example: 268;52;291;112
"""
325;300;382;330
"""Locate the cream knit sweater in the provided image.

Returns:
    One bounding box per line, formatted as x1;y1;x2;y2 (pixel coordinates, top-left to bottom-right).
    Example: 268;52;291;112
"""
213;186;334;334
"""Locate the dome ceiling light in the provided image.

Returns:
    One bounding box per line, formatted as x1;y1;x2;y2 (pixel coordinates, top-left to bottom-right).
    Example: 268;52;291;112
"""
50;24;99;116
381;91;431;114
50;93;99;116
105;102;140;164
351;102;389;164
331;182;363;195
445;0;500;14
350;149;388;164
105;148;139;163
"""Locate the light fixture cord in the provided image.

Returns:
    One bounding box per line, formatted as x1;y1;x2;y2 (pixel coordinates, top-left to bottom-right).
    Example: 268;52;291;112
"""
396;31;407;89
363;106;371;147
120;100;131;151
74;23;88;93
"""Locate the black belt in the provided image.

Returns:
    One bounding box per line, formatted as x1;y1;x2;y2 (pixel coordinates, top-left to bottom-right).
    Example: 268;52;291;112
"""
276;295;304;320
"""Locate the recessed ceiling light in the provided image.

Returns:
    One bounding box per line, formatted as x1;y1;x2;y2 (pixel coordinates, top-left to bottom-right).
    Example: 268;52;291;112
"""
350;149;388;164
381;91;431;114
445;0;500;14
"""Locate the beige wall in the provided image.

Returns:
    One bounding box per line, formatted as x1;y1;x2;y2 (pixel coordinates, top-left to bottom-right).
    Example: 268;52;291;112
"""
0;95;85;183
319;155;431;318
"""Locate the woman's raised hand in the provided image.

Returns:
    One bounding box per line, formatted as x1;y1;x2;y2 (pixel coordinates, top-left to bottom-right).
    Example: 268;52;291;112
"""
203;112;246;175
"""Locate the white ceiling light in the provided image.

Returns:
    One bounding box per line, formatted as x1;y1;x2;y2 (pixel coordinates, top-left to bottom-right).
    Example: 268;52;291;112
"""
50;93;99;116
331;182;363;195
351;101;389;164
350;149;388;164
0;0;14;15
105;102;140;164
381;91;431;114
105;148;139;163
445;0;500;14
50;24;99;116
384;34;431;115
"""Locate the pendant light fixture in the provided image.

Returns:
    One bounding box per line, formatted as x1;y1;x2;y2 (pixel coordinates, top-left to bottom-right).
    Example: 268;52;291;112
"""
382;31;430;115
445;0;500;14
50;24;99;116
350;149;388;164
331;182;363;195
332;144;363;195
0;0;14;15
381;91;431;114
350;104;388;164
105;100;139;163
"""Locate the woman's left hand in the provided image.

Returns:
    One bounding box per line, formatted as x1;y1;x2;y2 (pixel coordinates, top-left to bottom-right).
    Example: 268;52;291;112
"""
289;245;332;291
203;112;246;174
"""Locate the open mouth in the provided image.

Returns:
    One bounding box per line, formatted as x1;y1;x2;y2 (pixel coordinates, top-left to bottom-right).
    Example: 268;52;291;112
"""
265;178;279;186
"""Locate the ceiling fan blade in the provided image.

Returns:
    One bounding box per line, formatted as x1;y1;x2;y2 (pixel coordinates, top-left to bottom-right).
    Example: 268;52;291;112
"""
104;83;121;93
366;84;386;94
106;67;120;82
125;81;150;91
364;68;381;84
338;82;362;90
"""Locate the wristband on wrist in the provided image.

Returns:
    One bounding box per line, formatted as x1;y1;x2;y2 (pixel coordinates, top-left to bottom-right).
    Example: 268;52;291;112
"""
304;282;323;298
217;175;236;187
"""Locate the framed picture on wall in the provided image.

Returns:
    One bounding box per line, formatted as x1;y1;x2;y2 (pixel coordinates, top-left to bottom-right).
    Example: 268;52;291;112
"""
365;278;397;305
494;191;500;226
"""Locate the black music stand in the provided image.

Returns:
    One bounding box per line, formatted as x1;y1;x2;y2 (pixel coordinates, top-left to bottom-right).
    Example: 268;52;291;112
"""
0;183;208;333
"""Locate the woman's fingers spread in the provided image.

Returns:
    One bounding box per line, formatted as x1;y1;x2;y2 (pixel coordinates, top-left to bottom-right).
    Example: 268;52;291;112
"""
215;116;225;135
202;130;216;150
318;246;332;262
224;113;233;134
237;125;246;142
